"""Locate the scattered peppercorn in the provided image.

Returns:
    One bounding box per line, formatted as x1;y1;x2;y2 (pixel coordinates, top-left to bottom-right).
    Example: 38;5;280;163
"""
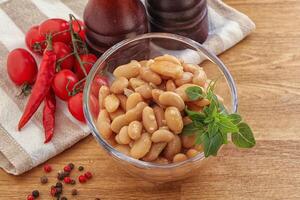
32;190;39;198
64;176;72;184
50;186;57;197
78;175;87;183
64;165;71;172
70;179;76;185
40;175;48;184
43;164;52;173
95;198;101;200
84;171;92;179
71;189;78;196
61;197;68;200
68;163;75;170
57;172;65;181
27;194;34;200
78;166;84;171
56;187;62;194
56;182;63;188
63;171;70;177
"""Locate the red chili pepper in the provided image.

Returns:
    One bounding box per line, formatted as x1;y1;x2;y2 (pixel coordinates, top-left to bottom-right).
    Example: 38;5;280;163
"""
18;36;56;130
43;89;56;143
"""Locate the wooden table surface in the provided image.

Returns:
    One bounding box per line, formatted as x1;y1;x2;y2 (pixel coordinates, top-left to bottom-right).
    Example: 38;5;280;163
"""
1;0;300;199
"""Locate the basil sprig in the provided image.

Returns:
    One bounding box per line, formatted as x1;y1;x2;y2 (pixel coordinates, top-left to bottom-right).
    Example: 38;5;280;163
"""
182;84;256;157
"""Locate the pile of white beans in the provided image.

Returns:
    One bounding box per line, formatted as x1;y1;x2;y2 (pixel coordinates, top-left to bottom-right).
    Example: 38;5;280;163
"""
96;54;212;164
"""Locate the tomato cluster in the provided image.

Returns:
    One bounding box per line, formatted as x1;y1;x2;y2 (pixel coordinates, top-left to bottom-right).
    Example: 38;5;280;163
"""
7;17;108;130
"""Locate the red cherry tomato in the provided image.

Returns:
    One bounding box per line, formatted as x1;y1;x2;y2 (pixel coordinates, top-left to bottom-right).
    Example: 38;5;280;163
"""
89;94;99;118
68;92;85;122
74;54;97;79
52;70;79;101
53;42;75;70
91;74;109;98
39;18;71;44
25;25;46;55
7;48;38;86
72;20;86;41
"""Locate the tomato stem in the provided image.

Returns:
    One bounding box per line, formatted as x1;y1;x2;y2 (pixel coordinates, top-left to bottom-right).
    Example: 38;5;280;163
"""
69;14;88;77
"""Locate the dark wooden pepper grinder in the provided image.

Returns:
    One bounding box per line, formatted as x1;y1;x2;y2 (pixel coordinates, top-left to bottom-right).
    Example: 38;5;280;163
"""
83;0;149;55
145;0;209;44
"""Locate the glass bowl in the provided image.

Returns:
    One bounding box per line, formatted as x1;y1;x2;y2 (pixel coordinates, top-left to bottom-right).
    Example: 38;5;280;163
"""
83;33;238;183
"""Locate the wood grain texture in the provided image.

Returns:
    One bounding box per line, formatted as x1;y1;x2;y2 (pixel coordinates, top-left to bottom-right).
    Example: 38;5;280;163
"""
1;0;300;199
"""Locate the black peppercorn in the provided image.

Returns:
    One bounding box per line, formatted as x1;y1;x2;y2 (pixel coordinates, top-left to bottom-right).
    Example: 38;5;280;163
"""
71;189;78;196
57;173;64;181
56;182;63;188
70;179;76;185
95;198;101;200
61;197;67;200
68;163;75;170
32;190;39;198
40;176;48;184
78;166;84;171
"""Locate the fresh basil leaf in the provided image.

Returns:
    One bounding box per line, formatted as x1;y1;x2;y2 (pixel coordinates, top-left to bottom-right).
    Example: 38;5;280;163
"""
217;115;239;133
219;130;228;144
231;122;256;148
219;102;228;114
195;130;205;145
193;120;204;129
228;113;242;125
202;132;223;157
185;107;206;122
208;122;218;137
185;86;204;101
182;123;198;135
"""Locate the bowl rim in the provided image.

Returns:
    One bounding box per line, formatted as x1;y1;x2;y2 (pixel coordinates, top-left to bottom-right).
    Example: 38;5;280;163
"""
83;33;238;169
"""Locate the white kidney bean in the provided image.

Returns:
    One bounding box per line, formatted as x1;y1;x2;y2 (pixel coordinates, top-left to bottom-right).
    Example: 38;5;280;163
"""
109;109;124;120
192;98;210;107
175;72;193;86
149;60;183;79
163;135;182;160
116;94;127;110
182;116;192;125
115;144;130;156
159;91;185;111
96;121;112;139
173;153;188;163
98;86;110;109
125;102;148;123
126;93;143;111
135;84;152;99
166;80;176;91
130;133;152;159
139;66;162;85
111;114;128;133
104;94;120;113
113;60;140;79
186;148;199;158
182;63;199;73
153;157;169;164
153;105;165;127
164;107;183;134
192;69;207;87
151;129;174;143
181;135;196;148
128;121;142;140
175;84;202;101
97;109;111;123
110;77;129;94
143;142;167;162
154;54;181;65
129;78;146;89
118;126;131;144
142;106;158;134
123;88;134;97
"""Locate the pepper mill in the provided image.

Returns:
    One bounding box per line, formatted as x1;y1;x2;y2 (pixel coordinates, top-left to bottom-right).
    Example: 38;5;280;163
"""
145;0;209;44
83;0;149;55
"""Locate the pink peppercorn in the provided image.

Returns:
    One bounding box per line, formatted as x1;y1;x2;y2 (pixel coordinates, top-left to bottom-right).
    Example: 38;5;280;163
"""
78;175;87;183
43;164;52;173
64;176;72;184
27;195;34;200
50;186;57;196
84;171;92;179
64;165;71;172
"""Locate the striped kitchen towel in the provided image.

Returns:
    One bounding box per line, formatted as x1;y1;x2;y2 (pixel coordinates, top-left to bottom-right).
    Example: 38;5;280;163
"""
0;0;255;175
